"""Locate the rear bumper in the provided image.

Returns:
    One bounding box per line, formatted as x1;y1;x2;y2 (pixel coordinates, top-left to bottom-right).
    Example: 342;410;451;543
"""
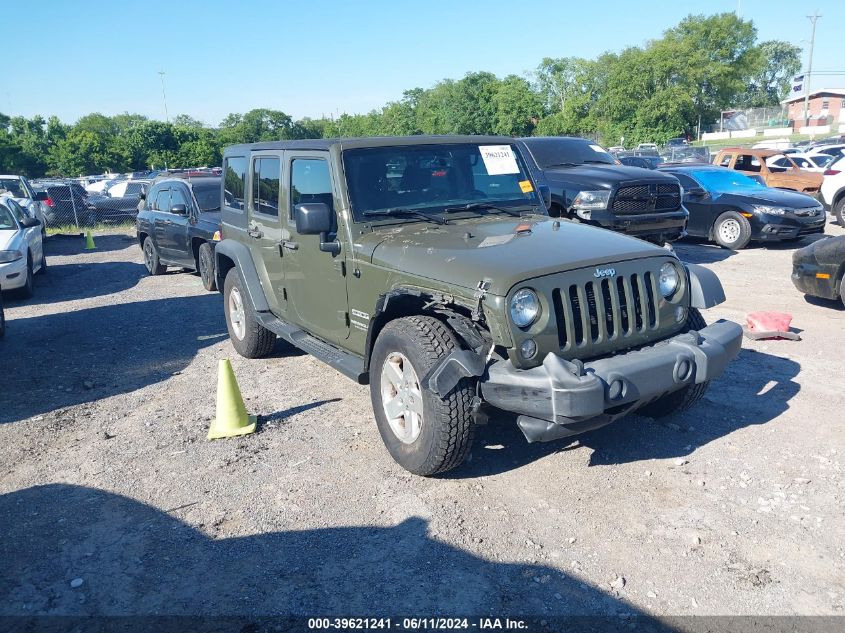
480;320;742;442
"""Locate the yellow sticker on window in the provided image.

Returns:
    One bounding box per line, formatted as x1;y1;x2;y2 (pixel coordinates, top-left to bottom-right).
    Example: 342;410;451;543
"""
519;180;534;194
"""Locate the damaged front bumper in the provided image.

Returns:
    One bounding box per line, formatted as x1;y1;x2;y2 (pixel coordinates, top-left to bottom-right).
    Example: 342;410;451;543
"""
480;320;743;442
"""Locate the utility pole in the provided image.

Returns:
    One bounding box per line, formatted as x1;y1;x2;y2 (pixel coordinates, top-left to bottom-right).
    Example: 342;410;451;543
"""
158;71;169;123
803;12;821;128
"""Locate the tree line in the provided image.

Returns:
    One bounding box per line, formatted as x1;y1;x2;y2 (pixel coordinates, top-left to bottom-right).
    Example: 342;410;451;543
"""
0;13;800;179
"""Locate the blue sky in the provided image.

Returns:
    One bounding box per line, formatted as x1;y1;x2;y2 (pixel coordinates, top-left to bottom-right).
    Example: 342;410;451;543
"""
3;0;843;126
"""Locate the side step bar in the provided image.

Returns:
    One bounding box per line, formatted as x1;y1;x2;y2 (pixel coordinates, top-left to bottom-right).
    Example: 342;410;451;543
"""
256;312;368;385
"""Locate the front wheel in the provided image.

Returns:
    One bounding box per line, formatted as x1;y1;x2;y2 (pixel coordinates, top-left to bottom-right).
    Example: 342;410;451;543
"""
223;267;276;358
638;308;710;419
834;198;845;226
370;316;475;476
713;211;751;250
197;242;216;291
17;255;34;299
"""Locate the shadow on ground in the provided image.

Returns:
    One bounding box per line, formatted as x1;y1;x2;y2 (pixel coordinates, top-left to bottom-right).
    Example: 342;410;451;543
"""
46;233;137;255
2;261;148;306
454;349;800;477
0;484;667;624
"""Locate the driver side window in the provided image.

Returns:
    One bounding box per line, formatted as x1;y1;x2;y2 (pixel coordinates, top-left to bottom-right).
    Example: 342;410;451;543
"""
154;189;171;212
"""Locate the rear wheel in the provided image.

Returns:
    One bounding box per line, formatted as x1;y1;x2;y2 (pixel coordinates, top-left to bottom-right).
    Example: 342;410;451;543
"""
143;237;166;275
713;211;751;250
197;242;216;291
638;308;711;419
223;267;276;358
370;316;475;476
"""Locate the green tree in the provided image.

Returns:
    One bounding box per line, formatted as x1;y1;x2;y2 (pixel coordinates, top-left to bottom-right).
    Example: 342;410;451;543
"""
492;75;541;136
744;40;802;107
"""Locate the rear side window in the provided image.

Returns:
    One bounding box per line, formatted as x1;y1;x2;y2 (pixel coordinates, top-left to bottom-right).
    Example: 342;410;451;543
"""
224;156;247;210
718;154;732;167
290;158;332;219
252;157;280;217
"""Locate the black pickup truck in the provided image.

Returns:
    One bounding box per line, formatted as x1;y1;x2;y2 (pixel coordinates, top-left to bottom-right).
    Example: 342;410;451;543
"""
516;137;688;243
135;175;222;290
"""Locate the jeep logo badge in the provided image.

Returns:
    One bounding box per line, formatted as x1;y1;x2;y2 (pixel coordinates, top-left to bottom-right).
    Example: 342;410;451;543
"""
594;267;616;278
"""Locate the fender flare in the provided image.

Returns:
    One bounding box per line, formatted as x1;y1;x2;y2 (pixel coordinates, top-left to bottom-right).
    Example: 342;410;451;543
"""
214;239;270;312
686;263;726;309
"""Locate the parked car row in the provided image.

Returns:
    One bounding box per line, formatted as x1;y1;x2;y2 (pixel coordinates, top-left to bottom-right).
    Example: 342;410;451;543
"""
0;197;46;300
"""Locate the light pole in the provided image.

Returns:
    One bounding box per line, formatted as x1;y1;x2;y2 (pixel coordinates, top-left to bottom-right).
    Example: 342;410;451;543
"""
803;12;821;128
158;71;169;123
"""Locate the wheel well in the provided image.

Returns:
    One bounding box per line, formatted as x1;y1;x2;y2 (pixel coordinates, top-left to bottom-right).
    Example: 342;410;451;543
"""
833;188;845;207
137;232;148;247
216;253;235;290
362;292;484;374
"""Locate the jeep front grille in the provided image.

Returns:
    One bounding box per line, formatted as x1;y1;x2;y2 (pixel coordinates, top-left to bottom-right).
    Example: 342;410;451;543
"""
552;273;659;350
612;183;681;214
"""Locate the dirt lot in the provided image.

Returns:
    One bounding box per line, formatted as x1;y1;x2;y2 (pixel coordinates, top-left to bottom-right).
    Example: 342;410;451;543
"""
1;223;844;621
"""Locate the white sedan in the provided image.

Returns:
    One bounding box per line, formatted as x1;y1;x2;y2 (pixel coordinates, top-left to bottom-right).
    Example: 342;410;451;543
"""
767;153;835;173
0;198;46;298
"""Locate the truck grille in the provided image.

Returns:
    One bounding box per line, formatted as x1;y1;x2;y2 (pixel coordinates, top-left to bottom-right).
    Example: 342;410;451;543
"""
552;273;659;350
612;183;681;214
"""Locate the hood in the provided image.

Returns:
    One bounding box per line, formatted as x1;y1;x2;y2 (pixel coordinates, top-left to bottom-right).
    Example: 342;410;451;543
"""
794;235;845;266
542;164;678;190
358;216;667;296
0;228;22;251
723;188;822;208
197;210;221;227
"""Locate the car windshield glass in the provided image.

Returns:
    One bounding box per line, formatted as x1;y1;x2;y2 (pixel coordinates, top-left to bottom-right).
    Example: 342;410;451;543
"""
0;204;17;229
343;143;540;222
523;139;616;168
692;170;766;192
192;181;221;211
0;178;27;198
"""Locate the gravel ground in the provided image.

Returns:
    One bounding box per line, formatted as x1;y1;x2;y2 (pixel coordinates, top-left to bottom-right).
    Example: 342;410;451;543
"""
1;223;843;620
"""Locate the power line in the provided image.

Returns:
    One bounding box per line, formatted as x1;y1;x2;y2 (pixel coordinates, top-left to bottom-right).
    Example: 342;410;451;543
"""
803;11;821;127
158;71;169;123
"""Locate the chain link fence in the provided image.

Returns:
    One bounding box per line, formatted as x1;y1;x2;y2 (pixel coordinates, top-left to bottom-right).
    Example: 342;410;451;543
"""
29;178;151;230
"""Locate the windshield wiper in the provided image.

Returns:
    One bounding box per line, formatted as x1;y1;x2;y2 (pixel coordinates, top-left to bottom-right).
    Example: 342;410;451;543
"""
543;162;579;168
442;202;534;217
582;159;614;164
362;208;447;225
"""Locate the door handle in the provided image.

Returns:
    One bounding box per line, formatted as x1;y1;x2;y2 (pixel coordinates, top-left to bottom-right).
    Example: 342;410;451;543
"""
280;240;299;251
247;226;263;239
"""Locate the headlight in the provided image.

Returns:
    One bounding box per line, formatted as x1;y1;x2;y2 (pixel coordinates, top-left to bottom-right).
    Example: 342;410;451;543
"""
752;205;787;216
510;288;541;328
0;250;23;264
658;262;680;298
572;190;611;211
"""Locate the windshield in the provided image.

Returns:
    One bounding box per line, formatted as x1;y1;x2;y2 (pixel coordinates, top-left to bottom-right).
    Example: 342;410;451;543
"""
191;181;221;212
344;143;540;221
692;170;766;192
0;178;27;198
0;203;17;230
522;138;616;168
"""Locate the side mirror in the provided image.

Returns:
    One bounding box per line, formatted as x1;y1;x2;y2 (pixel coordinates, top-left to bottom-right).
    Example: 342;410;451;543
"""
34;191;48;201
139;192;146;201
538;184;552;209
687;187;707;197
294;202;340;254
20;216;40;228
170;204;188;215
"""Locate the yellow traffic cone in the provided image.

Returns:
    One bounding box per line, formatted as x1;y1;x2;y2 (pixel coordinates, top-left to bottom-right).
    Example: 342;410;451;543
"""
207;359;257;440
84;230;96;250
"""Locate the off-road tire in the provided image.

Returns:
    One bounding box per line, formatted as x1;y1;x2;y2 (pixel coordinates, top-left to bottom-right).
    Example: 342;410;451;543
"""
370;316;475;476
198;242;216;291
223;267;275;359
143;237;167;275
713;211;752;250
834;197;845;227
18;255;34;299
638;308;711;419
840;275;845;309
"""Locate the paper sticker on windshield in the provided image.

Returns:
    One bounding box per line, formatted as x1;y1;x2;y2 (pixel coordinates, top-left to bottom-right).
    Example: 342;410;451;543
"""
589;144;605;153
518;180;534;193
478;234;515;248
480;145;520;175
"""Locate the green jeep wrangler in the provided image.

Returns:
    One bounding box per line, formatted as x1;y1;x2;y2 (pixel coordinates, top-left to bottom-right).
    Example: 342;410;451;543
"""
215;136;742;476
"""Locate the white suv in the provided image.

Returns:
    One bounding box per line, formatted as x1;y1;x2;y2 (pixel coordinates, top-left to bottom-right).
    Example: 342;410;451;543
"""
821;155;845;225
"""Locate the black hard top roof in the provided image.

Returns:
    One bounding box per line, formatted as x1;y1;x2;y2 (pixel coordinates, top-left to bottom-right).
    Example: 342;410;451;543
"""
223;135;516;155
